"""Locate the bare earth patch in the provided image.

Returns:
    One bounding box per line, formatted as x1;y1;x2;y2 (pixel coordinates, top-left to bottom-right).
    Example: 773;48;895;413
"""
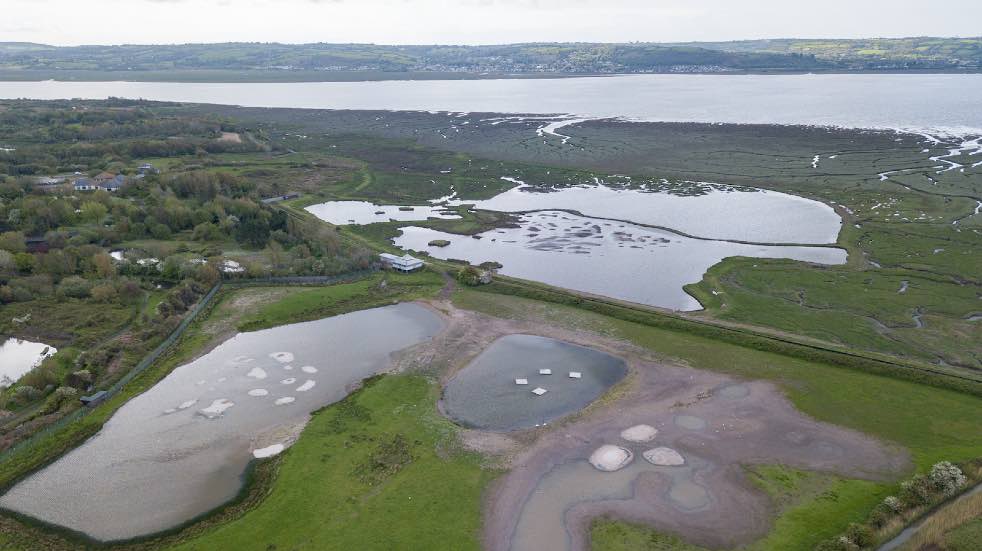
394;299;910;551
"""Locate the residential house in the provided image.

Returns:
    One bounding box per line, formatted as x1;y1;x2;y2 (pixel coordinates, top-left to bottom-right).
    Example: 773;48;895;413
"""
74;172;126;192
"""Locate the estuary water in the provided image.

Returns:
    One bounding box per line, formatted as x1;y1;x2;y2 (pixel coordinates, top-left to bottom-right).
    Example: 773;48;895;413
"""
1;74;981;132
0;303;442;541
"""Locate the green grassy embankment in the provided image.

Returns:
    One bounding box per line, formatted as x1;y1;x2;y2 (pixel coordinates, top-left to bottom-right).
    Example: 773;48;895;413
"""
168;374;493;551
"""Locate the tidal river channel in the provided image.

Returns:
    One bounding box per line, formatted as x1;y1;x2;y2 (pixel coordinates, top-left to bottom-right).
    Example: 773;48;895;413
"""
0;303;443;541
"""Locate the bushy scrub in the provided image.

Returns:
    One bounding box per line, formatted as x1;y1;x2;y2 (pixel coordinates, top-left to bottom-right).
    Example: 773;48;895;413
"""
929;461;967;497
818;461;971;549
56;276;93;298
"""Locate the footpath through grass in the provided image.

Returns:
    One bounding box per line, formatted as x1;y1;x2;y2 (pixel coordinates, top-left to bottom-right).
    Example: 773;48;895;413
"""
169;375;493;551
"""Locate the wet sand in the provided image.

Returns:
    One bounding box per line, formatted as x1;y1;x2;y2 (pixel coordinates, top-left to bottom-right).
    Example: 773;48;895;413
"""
398;300;910;551
482;357;909;551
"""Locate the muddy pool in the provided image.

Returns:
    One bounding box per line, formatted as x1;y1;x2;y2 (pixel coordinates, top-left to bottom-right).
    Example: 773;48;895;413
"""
0;303;442;541
442;335;627;431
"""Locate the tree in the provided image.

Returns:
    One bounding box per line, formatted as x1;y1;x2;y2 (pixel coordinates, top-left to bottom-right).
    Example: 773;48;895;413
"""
117;279;143;303
91;283;118;302
0;250;14;272
0;231;25;253
14;252;35;273
80;201;108;224
92;252;115;278
57;276;92;298
193;263;220;286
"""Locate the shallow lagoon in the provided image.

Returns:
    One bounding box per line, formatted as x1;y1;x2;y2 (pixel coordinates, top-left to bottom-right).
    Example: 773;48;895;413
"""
394;211;846;311
442;335;627;431
0;338;56;388
0;303;442;541
450;183;841;244
304;200;460;225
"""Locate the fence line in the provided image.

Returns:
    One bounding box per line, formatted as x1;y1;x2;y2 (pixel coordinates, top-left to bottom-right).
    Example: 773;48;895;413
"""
0;283;222;464
0;269;373;465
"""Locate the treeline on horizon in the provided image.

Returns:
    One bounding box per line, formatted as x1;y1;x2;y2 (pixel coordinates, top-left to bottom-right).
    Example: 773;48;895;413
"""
0;36;979;74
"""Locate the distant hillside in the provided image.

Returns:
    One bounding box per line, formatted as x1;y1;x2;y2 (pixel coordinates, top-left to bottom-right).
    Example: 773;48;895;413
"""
669;37;982;70
0;38;977;79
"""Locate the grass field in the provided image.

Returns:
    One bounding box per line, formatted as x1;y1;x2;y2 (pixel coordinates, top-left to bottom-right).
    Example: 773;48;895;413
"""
168;375;493;551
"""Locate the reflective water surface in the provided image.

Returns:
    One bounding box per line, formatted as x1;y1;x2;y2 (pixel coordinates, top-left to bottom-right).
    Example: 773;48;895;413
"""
1;74;980;131
394;211;846;310
0;303;442;541
304;201;460;225
442;335;627;431
449;183;841;244
0;338;56;388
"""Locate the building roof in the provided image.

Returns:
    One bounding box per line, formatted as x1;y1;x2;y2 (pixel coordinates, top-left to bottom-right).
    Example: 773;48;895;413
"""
380;253;422;262
379;253;424;267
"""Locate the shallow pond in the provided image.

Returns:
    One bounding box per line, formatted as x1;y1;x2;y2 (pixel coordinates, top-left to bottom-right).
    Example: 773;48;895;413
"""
442;335;627;431
511;454;712;551
0;303;442;541
304;200;460;225
0;338;56;388
394;211;846;311
450;183;841;244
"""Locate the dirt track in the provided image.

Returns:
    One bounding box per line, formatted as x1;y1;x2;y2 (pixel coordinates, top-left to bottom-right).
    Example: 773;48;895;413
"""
396;299;910;551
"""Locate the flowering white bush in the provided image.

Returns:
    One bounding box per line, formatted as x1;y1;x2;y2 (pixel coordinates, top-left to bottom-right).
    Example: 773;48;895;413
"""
883;495;903;513
929;461;966;497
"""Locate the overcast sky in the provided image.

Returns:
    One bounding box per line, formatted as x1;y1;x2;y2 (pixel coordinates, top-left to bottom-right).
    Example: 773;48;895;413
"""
4;0;980;46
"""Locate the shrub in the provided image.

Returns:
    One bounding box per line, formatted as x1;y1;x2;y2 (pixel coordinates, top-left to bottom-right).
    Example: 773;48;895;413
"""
57;275;93;298
456;266;492;286
64;370;93;390
815;536;858;551
0;230;25;253
0;249;14;272
39;386;78;415
9;385;41;407
845;523;873;547
883;495;903;513
91;282;118;302
929;461;966;497
13;252;35;273
899;475;934;507
117;279;142;303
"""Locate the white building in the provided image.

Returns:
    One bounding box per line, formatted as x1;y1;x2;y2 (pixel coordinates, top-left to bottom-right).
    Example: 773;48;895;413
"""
379;253;424;272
